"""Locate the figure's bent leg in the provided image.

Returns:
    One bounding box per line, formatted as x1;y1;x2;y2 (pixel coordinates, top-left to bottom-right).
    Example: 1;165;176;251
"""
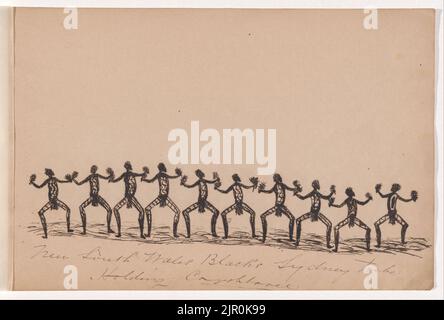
131;197;145;239
281;206;296;241
318;213;333;248
79;198;92;234
98;196;114;233
355;218;371;251
37;202;52;239
243;203;256;238
113;198;127;237
260;207;276;242
333;218;349;252
374;214;389;247
57;200;73;233
182;203;198;238
295;213;311;247
166;197;181;238
206;202;220;237
144;197;160;238
395;214;409;244
220;204;236;239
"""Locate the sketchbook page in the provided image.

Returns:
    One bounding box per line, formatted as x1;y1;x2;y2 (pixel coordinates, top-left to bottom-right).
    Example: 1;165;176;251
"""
0;7;12;291
13;8;435;290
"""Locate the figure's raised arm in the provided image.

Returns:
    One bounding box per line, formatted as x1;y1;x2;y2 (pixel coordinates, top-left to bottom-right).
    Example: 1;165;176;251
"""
204;172;220;184
166;168;182;179
72;171;90;185
295;190;313;200
258;182;274;194
56;173;76;184
240;177;259;191
215;182;233;194
109;172;125;183
398;191;418;203
320;185;336;200
29;174;48;188
141;173;158;183
329;198;346;208
357;193;373;206
180;175;199;188
134;166;149;178
375;184;389;198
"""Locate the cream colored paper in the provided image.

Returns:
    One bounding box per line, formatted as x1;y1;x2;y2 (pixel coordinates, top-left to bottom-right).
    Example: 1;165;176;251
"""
12;8;435;290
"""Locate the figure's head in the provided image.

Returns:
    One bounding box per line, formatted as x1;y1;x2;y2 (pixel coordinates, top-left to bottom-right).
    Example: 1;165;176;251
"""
195;169;205;178
158;162;167;172
232;174;241;182
312;180;320;190
90;165;98;174
124;161;132;171
44;168;54;177
345;187;355;197
273;173;282;183
391;183;401;192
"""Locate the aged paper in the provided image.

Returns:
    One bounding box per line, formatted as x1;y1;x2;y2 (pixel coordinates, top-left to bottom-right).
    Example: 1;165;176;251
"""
13;8;435;290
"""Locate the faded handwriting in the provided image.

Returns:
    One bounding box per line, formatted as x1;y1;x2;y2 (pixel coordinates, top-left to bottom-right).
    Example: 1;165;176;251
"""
93;266;167;287
185;270;293;290
30;244;70;260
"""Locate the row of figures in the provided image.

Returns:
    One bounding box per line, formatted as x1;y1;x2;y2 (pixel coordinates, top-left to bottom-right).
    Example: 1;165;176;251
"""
29;162;418;252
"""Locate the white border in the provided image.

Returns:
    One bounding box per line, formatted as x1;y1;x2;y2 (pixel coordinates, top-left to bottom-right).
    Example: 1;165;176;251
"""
0;0;442;300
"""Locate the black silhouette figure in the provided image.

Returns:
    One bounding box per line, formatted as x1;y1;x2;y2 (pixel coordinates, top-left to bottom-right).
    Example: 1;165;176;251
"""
329;188;372;252
258;174;300;242
141;163;182;238
181;170;220;238
215;174;259;239
374;183;418;247
294;180;335;248
72;165;114;235
108;161;148;238
29;169;74;238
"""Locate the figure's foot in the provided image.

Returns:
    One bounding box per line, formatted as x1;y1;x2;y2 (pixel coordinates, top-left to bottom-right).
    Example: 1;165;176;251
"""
261;237;266;243
375;244;381;248
333;248;338;252
289;237;294;241
186;235;191;239
140;234;146;239
327;244;333;249
222;236;228;240
115;233;121;238
252;233;256;238
212;233;219;238
173;233;179;238
81;231;86;235
67;229;74;233
42;235;48;239
107;228;115;234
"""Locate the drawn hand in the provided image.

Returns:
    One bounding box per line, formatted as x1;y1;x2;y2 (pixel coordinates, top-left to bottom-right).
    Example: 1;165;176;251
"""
180;175;188;185
328;197;335;207
375;184;382;192
330;185;336;195
65;173;73;182
175;168;182;176
71;171;78;180
293;180;302;194
214;180;222;189
411;190;418;202
249;177;259;191
29;174;36;184
258;182;266;192
365;192;373;200
106;167;114;181
142;166;149;177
